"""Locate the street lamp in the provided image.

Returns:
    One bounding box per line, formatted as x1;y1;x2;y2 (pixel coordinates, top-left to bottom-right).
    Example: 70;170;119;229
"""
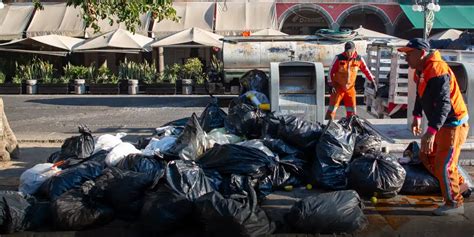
412;0;441;41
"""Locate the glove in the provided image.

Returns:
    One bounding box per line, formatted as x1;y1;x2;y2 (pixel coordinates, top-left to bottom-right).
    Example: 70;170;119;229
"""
371;80;378;92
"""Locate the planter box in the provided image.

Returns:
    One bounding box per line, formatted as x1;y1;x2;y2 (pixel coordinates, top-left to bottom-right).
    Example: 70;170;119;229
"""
207;83;225;95
37;84;69;94
143;83;175;95
89;84;120;94
0;84;22;94
119;80;129;94
194;84;208;95
175;79;183;95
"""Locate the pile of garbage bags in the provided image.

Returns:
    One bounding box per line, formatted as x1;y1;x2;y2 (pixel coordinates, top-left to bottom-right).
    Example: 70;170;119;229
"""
2;70;472;235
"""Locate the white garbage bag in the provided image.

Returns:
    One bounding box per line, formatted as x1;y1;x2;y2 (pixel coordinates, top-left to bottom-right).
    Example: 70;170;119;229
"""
238;140;275;157
19;163;61;195
93;133;127;155
208;128;243;145
105;142;141;167
142;136;177;156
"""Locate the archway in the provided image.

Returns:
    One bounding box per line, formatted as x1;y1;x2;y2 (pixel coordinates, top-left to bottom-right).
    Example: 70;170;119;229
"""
279;4;333;35
337;5;392;34
393;13;423;39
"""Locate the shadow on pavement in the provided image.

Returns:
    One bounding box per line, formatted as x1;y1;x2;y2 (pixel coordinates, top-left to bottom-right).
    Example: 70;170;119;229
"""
0;146;59;190
25;96;221;108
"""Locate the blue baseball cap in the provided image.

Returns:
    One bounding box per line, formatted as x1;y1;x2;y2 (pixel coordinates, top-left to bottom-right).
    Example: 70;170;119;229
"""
398;38;430;53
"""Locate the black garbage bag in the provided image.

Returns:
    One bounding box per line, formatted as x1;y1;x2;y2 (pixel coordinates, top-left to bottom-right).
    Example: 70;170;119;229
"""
263;138;301;157
401;164;440;195
199;100;227;132
259;154;308;196
53;149;109;170
268;139;309;186
59;125;94;160
353;133;382;157
198;144;277;179
170;113;212;160
402;142;421;164
51;181;114;230
205;170;224;191
140;187;195;233
350;116;382;157
0;191;33;234
218;174;252;199
47;151;62;164
165;160;214;201
116;154;166;178
237;139;276;158
261;113;281;138
348;152;406;197
286;190;367;234
38;161;104;200
225;102;262;139
239;69;269;97
277;115;324;149
313;121;355;190
91;167;157;219
195;175;275;236
276;155;307;187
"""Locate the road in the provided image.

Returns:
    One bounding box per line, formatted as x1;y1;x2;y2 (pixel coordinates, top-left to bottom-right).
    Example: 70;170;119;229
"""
2;94;375;142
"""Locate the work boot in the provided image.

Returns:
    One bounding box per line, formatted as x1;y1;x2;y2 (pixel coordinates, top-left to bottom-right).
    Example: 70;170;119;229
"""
460;183;471;198
462;188;472;198
433;205;464;216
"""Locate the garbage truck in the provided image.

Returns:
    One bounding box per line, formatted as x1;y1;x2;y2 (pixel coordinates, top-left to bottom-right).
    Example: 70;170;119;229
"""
221;35;368;85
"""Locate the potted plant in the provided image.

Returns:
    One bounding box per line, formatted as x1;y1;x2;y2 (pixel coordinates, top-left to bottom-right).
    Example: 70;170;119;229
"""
207;55;225;95
0;71;22;94
145;63;177;95
14;58;45;94
88;64;120;94
37;76;70;94
63;63;89;94
119;58;141;95
181;58;206;95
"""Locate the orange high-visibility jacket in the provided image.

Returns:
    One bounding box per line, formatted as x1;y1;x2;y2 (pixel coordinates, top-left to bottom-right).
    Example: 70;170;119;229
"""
413;50;468;133
328;52;374;91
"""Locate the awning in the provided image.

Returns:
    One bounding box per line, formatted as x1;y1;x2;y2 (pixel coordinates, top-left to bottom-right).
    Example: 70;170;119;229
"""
0;35;84;56
26;3;85;37
85;13;151;38
0;4;35;41
152;2;214;39
74;29;154;53
429;29;463;40
252;28;287;36
151;27;223;48
215;2;277;36
400;5;474;29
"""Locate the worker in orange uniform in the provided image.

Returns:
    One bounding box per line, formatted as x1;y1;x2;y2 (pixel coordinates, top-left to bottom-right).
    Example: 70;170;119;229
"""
398;38;470;216
326;41;376;120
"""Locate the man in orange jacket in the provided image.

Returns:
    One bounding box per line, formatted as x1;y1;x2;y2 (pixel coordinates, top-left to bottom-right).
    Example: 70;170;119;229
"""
398;38;470;216
325;41;376;120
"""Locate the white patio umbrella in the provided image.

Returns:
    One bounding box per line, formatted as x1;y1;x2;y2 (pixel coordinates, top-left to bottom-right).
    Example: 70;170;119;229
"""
151;27;223;48
0;34;84;56
354;26;397;39
74;29;154;53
